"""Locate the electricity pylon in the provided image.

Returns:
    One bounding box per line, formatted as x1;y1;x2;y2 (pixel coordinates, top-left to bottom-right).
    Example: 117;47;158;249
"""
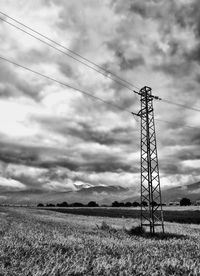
132;86;164;234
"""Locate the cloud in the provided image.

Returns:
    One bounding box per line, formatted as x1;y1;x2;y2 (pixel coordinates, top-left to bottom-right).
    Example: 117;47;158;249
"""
0;0;199;203
0;176;26;191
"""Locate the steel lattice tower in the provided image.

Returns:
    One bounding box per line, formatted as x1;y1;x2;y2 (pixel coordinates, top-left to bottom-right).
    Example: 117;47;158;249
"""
133;86;164;234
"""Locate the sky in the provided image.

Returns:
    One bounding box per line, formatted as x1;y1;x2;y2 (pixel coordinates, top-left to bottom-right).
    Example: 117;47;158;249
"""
0;0;199;204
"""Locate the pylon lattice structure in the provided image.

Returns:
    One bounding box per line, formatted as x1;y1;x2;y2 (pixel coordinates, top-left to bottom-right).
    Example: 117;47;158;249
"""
138;86;164;234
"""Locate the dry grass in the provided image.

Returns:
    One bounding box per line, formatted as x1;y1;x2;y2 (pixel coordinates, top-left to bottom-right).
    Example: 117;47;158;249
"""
0;207;200;275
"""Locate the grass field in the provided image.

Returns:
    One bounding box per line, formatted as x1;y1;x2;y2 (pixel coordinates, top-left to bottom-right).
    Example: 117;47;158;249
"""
44;206;200;224
0;207;200;275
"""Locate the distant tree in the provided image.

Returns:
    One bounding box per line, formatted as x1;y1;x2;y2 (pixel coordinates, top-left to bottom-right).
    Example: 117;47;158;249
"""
57;202;68;207
112;201;120;207
125;202;132;207
87;201;99;207
71;202;84;207
46;203;55;207
119;202;125;207
37;203;44;207
180;197;191;206
132;201;140;207
141;201;148;207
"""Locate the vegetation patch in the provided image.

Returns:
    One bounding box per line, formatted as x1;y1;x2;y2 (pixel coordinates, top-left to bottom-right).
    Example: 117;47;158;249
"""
0;207;200;276
46;207;200;224
126;225;146;236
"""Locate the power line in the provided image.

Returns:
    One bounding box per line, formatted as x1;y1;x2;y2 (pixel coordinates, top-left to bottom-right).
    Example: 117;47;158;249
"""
2;10;200;115
1;55;200;131
0;12;141;95
160;99;200;113
0;55;133;114
2;12;200;114
0;11;141;91
0;10;141;90
155;118;200;130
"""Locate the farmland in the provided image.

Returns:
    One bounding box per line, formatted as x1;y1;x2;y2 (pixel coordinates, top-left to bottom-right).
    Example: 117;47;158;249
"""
45;206;200;224
0;207;200;275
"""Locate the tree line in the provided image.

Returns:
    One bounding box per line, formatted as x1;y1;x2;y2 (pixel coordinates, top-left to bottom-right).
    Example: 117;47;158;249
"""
37;200;141;208
37;198;192;208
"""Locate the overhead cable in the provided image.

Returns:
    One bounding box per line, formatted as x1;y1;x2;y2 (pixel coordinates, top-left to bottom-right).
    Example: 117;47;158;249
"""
1;55;200;130
0;12;141;95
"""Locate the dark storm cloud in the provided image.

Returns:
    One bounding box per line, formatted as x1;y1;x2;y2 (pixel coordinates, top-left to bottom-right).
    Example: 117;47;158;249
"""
186;1;200;38
35;116;135;146
115;50;145;71
16;48;51;65
129;0;192;28
160;158;200;176
0;63;42;100
0;140;78;170
31;113;140;173
191;132;200;146
79;157;136;173
58;59;76;79
159;127;199;147
0;142;39;167
11;174;42;190
0;0;199;204
0;133;138;176
153;60;193;78
127;0;200;77
177;150;200;162
160;162;181;175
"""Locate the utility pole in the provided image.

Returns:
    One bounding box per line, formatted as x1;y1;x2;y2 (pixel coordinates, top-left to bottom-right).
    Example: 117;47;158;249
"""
132;86;164;234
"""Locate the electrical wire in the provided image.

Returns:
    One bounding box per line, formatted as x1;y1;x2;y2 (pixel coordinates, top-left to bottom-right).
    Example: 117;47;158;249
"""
0;12;141;95
155;118;200;130
0;10;141;90
0;55;132;114
2;11;200;114
160;99;200;113
0;55;200;130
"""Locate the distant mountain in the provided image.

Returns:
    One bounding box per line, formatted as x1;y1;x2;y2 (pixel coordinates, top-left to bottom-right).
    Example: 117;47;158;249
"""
76;185;128;194
161;181;200;203
2;185;130;205
123;181;200;204
5;181;200;206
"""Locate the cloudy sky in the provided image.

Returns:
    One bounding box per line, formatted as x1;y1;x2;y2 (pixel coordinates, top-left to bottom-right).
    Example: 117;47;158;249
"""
0;0;199;204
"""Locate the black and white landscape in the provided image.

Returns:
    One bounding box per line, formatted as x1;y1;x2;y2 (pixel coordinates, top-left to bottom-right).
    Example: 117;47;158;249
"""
0;1;200;275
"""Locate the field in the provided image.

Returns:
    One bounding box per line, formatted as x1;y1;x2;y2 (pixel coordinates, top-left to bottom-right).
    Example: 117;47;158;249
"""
45;206;200;224
0;207;200;275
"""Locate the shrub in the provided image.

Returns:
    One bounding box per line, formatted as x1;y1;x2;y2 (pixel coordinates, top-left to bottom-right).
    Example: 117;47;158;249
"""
99;221;111;231
180;197;191;206
132;201;140;207
70;202;84;207
57;202;68;207
126;225;146;236
112;201;120;207
97;221;118;233
46;203;55;207
87;201;99;207
125;202;132;207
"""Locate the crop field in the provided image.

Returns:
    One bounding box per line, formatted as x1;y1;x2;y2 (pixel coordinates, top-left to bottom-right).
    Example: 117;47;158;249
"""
0;207;200;275
45;206;200;224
